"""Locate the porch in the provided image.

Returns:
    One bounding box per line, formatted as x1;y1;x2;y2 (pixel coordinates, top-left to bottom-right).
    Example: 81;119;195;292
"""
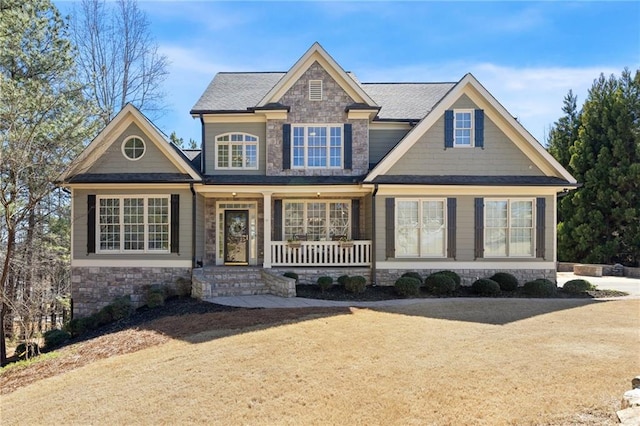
270;240;372;266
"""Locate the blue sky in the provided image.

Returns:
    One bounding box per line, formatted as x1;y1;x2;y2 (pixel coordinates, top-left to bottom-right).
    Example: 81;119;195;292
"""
58;1;639;145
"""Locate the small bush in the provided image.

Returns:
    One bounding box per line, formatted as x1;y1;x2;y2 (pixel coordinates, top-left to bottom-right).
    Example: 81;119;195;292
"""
490;272;519;292
434;270;461;288
317;276;333;292
472;279;501;297
109;296;134;320
283;272;299;284
394;277;421;297
176;277;192;297
563;279;595;294
523;279;557;297
337;275;349;286
345;275;367;294
401;272;423;285
14;342;40;360
43;329;71;349
146;287;166;308
424;273;456;295
94;307;115;327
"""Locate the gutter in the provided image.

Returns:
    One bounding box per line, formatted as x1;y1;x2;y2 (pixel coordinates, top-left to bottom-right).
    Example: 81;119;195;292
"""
199;114;206;175
371;183;379;286
190;183;197;268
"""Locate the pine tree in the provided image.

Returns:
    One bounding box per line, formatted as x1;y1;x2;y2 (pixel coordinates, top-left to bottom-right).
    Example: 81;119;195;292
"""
552;69;640;264
0;0;97;364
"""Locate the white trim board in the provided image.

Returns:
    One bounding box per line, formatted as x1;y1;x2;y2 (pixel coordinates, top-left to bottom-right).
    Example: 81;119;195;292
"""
72;259;192;268
377;261;557;270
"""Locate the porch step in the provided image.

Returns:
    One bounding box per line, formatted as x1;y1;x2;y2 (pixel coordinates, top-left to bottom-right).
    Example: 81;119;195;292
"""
192;267;268;299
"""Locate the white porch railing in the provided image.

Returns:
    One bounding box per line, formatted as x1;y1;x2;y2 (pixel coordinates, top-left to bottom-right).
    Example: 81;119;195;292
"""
270;240;372;266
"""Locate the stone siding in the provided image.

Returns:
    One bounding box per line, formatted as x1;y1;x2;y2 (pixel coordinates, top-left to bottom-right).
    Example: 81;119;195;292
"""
71;266;191;317
261;270;296;297
271;267;372;285
375;268;557;287
266;62;369;176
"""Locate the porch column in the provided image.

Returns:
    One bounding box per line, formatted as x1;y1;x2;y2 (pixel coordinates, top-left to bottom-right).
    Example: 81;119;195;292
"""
263;191;272;268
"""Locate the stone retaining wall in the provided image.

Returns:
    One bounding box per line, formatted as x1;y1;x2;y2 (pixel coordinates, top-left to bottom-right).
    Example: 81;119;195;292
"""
71;266;191;317
261;270;296;297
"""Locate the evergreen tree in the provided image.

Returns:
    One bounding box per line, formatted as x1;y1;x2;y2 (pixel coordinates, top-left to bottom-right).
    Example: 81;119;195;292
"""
0;0;97;364
550;69;640;264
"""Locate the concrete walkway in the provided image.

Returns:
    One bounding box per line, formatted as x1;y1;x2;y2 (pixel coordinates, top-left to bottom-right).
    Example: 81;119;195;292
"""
207;272;640;309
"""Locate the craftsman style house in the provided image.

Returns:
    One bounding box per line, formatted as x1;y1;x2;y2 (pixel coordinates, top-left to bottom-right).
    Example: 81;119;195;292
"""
60;43;577;316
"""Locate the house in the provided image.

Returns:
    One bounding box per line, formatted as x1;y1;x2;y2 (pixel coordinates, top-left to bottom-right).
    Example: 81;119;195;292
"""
60;43;577;316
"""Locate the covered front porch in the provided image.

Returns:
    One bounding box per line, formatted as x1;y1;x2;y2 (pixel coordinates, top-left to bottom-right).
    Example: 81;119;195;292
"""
198;183;372;268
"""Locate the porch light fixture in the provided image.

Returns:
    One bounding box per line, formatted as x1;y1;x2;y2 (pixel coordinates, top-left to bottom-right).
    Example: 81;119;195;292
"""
232;192;237;198
316;192;321;198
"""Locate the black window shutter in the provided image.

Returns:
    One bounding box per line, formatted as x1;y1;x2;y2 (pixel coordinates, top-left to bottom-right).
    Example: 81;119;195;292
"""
536;197;546;259
444;110;454;148
474;198;484;259
87;195;96;254
475;109;484;148
273;199;282;241
447;198;457;259
171;194;179;253
344;123;352;169
351;199;360;240
385;198;395;258
282;124;291;170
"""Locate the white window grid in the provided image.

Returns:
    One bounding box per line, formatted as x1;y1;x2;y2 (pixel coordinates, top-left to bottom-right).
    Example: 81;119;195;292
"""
291;124;342;169
395;198;446;258
122;136;146;160
98;195;170;253
283;200;350;241
454;109;474;147
215;133;258;169
484;198;534;257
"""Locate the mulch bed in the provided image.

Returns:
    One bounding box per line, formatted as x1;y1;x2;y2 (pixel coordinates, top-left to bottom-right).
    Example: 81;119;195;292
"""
295;284;629;301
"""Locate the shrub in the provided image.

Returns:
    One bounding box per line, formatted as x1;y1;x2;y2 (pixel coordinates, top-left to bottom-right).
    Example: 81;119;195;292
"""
523;279;557;297
176;277;192;297
14;342;40;360
489;272;519;292
337;275;349;286
345;275;367;294
283;272;299;284
433;270;461;288
472;279;501;297
563;279;595;294
424;273;456;295
109;295;134;320
394;277;421;297
94;307;115;326
401;272;423;285
317;276;333;292
43;329;71;349
146;287;166;308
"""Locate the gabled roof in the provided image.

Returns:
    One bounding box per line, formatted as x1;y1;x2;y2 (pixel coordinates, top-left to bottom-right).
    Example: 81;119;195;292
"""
257;42;378;108
366;74;577;184
59;104;201;183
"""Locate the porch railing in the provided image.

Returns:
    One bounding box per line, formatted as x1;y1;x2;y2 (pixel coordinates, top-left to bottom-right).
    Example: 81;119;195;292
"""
270;240;372;266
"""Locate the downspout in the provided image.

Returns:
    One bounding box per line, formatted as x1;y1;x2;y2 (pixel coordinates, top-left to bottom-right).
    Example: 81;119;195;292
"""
190;183;197;268
199;113;206;175
371;183;379;286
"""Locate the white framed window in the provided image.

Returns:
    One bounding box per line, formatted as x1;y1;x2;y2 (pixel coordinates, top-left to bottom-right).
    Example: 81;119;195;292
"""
309;80;323;101
396;199;446;257
122;136;146;160
215;133;258;169
484;199;534;257
292;125;342;168
98;195;170;253
283;200;350;241
454;109;474;147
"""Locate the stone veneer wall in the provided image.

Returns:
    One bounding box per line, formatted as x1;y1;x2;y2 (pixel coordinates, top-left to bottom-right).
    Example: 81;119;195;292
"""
266;61;369;176
375;268;558;287
71;266;191;317
271;267;372;285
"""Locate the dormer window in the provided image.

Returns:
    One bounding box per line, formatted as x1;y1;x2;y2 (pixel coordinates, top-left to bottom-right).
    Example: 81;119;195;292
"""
309;80;323;101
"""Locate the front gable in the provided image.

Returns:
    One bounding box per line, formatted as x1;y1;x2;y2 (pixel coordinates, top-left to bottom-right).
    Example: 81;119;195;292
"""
366;74;577;184
60;104;201;182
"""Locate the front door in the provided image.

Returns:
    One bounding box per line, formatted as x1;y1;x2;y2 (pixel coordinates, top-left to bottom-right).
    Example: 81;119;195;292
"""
224;210;249;265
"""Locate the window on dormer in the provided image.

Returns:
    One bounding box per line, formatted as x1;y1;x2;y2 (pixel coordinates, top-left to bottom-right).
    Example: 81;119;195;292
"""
215;133;258;169
309;80;323;101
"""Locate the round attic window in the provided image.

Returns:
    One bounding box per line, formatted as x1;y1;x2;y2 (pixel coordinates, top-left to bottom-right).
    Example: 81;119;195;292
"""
122;136;145;160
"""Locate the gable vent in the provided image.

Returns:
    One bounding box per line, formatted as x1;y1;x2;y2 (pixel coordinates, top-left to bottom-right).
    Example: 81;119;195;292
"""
309;80;323;101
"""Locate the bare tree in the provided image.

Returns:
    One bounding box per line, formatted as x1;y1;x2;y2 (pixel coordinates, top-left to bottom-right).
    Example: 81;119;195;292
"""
71;0;169;124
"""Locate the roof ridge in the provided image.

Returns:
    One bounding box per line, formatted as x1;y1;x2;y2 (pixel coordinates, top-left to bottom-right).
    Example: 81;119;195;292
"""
217;71;286;75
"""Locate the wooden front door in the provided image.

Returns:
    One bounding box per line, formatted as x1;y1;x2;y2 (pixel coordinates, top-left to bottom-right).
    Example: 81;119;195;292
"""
224;210;249;265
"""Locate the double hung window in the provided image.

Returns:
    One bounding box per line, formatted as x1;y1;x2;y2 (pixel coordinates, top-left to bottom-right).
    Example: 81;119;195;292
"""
395;199;446;257
484;199;534;257
292;125;342;168
283;200;350;241
98;196;170;252
454;110;473;146
215;133;258;169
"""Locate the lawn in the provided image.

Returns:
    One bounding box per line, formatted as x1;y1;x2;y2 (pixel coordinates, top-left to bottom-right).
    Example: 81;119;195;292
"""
1;298;638;425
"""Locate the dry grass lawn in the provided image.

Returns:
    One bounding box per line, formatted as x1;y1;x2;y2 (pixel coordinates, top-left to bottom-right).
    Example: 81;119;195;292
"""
1;298;639;425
